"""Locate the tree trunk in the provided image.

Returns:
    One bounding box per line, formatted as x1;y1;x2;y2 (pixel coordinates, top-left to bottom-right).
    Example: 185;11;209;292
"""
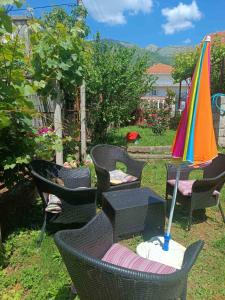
54;81;63;165
80;80;87;162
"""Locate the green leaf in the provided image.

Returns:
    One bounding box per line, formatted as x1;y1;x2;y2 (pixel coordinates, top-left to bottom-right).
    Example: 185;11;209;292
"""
0;9;12;33
1;0;17;5
71;54;77;61
59;62;70;71
16;155;31;165
56;71;62;81
4;163;16;170
23;85;35;96
33;80;46;89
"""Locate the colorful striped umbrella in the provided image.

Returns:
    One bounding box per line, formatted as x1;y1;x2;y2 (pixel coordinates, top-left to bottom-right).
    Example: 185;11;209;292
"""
163;35;218;250
172;35;217;165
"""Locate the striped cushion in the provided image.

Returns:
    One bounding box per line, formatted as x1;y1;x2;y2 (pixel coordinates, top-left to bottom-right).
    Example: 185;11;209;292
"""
102;243;176;274
167;179;220;196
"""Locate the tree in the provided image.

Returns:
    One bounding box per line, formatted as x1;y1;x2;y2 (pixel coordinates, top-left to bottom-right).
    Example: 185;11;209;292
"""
172;50;198;85
42;6;88;34
30;7;88;101
210;37;225;94
86;35;154;142
172;37;225;94
30;6;90;163
0;1;36;186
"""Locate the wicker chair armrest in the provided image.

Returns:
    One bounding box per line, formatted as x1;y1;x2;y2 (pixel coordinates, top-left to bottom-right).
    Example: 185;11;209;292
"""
55;212;113;259
94;165;110;191
203;169;225;192
63;187;97;205
190;175;225;208
32;173;97;205
124;153;146;179
191;171;225;194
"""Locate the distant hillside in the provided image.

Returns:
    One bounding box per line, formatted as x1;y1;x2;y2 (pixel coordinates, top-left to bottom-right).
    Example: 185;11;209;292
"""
101;39;194;66
157;46;193;58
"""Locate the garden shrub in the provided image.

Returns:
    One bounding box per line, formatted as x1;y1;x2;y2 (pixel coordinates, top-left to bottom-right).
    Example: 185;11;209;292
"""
0;2;36;187
169;114;181;130
144;89;175;135
86;34;154;142
147;111;168;135
0;5;87;186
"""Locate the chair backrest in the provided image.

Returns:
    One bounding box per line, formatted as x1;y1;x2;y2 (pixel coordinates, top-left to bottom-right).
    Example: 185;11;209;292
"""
55;211;204;300
30;159;61;179
91;144;126;171
166;164;194;180
203;153;225;179
30;159;91;188
202;153;225;193
30;160;95;205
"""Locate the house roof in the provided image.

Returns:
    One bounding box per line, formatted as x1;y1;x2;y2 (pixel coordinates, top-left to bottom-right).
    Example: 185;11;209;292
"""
146;63;173;75
210;31;225;44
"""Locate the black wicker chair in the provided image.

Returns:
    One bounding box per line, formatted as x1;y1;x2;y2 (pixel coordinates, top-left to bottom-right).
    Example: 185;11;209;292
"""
166;153;225;230
90;144;146;200
30;160;97;244
55;212;204;300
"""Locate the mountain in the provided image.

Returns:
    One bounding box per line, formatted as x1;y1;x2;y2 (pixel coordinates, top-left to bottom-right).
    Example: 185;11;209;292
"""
157;45;193;57
101;39;194;66
145;44;159;52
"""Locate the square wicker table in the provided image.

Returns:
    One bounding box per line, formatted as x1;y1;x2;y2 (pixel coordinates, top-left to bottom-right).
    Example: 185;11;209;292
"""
102;187;166;241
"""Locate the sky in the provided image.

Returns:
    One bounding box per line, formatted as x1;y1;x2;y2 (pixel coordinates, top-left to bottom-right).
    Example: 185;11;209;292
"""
10;0;225;48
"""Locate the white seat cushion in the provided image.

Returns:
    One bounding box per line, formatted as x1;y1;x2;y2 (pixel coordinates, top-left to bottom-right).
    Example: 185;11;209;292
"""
109;170;137;185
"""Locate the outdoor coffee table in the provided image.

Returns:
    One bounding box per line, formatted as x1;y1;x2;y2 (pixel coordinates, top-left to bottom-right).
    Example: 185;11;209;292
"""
102;187;166;240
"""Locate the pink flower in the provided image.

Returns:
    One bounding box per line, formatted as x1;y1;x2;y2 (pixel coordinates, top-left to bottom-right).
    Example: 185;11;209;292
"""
38;127;53;135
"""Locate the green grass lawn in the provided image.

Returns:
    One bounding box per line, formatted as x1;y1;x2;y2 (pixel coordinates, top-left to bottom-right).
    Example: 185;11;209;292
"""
1;159;225;300
106;125;176;147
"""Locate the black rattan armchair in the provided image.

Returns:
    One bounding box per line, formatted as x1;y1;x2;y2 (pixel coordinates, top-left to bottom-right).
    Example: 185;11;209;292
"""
30;160;96;244
166;153;225;230
90;144;146;199
54;212;204;300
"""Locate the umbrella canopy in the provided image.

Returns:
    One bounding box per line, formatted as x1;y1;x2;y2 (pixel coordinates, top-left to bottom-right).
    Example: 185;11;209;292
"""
172;35;218;166
163;36;218;251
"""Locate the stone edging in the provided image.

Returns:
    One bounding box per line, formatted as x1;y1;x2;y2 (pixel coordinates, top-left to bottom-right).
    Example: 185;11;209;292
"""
127;145;171;160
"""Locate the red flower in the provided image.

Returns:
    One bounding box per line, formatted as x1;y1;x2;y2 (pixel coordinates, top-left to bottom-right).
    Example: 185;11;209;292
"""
126;132;140;142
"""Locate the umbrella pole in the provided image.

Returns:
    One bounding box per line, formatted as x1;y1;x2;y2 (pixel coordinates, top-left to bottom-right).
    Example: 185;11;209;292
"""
163;164;181;251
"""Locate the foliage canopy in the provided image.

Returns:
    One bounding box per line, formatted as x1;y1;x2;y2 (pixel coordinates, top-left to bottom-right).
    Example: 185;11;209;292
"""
0;1;36;186
86;35;154;142
172;37;225;94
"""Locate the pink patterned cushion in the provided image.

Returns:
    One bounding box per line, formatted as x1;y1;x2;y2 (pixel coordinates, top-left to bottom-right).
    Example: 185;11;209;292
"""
102;243;176;274
167;180;220;196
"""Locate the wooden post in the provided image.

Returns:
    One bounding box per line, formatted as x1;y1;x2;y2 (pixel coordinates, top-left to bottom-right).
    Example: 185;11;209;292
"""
178;81;182;110
80;79;87;162
54;82;63;165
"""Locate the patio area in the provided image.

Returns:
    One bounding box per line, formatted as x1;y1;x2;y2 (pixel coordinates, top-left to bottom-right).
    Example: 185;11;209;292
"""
1;3;225;299
0;160;224;300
